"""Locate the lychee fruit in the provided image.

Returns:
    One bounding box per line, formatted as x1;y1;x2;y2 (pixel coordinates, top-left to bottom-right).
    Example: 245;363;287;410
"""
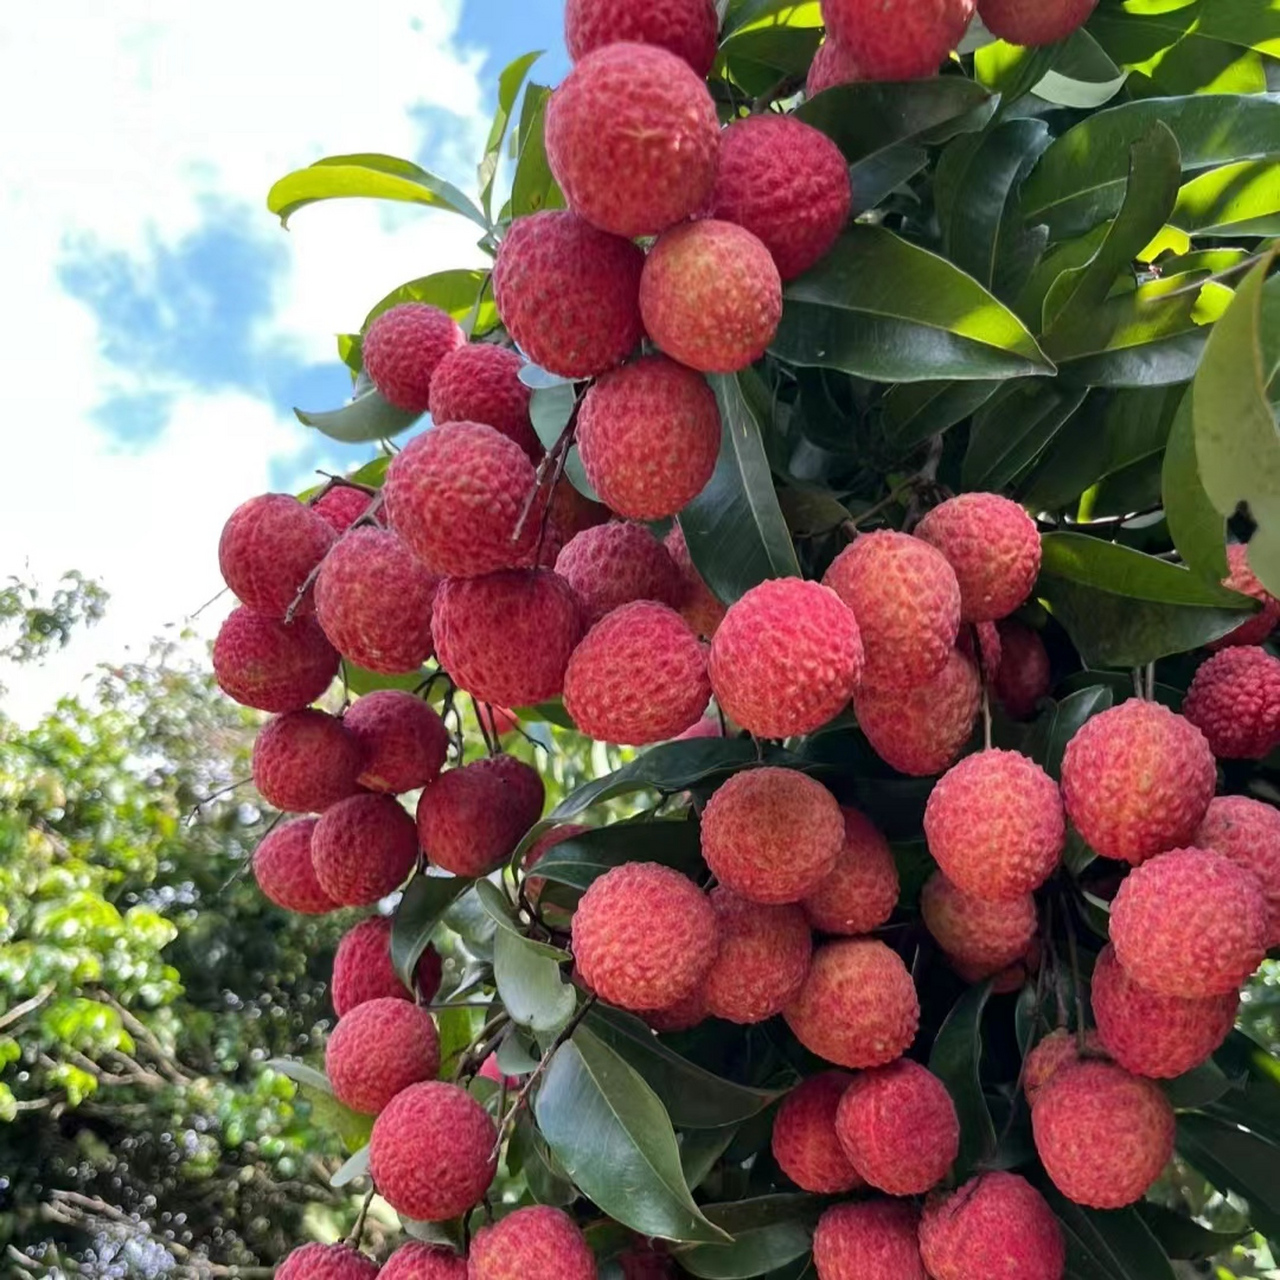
644;985;709;1033
311;793;420;906
276;1243;379;1280
993;619;1051;719
1033;1060;1175;1208
771;1072;863;1194
807;36;863;95
362;303;465;415
702;889;812;1024
368;1080;497;1221
709;114;852;281
1109;846;1267;998
383;423;540;579
428;343;541;461
664;522;727;640
253;817;336;915
469;1205;597;1280
1212;541;1280;648
822;531;961;691
417;755;544;877
1183;645;1280;759
957;619;1003;681
251;708;364;813
331;915;442;1016
213;607;339;712
921;872;1037;974
915;494;1040;622
1196;795;1280;945
380;1241;467;1280
555;521;682;624
565;0;719;76
854;648;980;777
835;1059;960;1195
1059;699;1216;864
924;749;1065;899
218;493;336;617
433;570;584;707
1091;944;1237;1079
313;485;375;533
550;478;612;541
1022;1028;1105;1107
546;43;719;239
325;997;440;1114
342;690;449;795
951;940;1039;993
784;938;920;1068
571;861;719;1011
919;1172;1065;1280
617;1239;677;1280
812;1199;926;1280
493;211;645;379
523;822;591;909
640;220;783;374
701;767;844;904
563;602;710;745
821;0;976;81
709;578;863;738
802;807;899;935
977;0;1098;47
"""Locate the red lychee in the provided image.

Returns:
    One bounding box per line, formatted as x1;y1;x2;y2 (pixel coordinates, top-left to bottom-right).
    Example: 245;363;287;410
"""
854;648;980;776
218;493;336;617
362;303;465;415
313;486;375;533
470;1205;596;1280
644;985;709;1033
807;36;863;95
785;938;920;1069
813;1199;926;1280
951;940;1039;993
550;479;612;541
664;522;726;640
802;807;899;935
993;619;1051;719
213;607;339;712
565;0;719;76
640;220;783;374
822;531;961;691
555;521;682;624
493;211;645;379
1197;795;1280;945
427;343;540;461
368;1080;497;1221
921;872;1037;974
311;793;420;907
343;690;448;795
325;997;440;1114
380;1241;467;1280
977;0;1098;46
1022;1028;1105;1107
253;817;336;915
571;862;719;1011
1183;645;1280;759
523;822;591;910
957;620;1003;681
433;570;583;708
702;889;812;1024
835;1059;960;1195
331;915;442;1016
276;1243;379;1280
821;0;976;80
772;1072;863;1194
251;709;363;813
1212;542;1280;648
701;767;844;904
1059;699;1216;865
1109;846;1267;998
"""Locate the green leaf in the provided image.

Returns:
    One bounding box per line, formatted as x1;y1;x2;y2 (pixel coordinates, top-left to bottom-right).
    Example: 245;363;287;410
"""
492;928;576;1035
721;0;821;36
1172;159;1280;237
1207;1030;1280;1148
963;381;1089;491
269;1059;374;1152
330;1144;370;1188
974;39;1059;106
1032;30;1128;109
677;1218;813;1278
1135;1203;1247;1262
884;380;1003;450
341;660;430;697
472;879;568;961
391;873;473;986
511;1110;578;1206
716;26;822;96
295;387;420;444
849;144;930;218
362;268;496;335
1177;1113;1280;1238
1162;390;1228;584
929;981;996;1181
680;1128;739;1193
1024;685;1115;782
510;85;564;219
478;51;542;219
1162;1057;1232;1110
1037;1182;1177;1280
267;1058;332;1095
535;1028;731;1244
528;818;704;891
529;383;597;499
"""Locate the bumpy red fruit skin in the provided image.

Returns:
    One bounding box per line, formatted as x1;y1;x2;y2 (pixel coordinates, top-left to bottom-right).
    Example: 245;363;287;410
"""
555;522;683;624
823;532;960;691
417;757;544;877
785;939;920;1068
772;1073;863;1194
641;220;783;374
428;344;541;461
710;579;863;738
854;648;980;777
978;0;1097;46
1060;700;1216;864
251;709;363;813
822;0;976;80
381;1241;468;1280
369;1081;497;1221
1091;945;1236;1079
803;808;899;935
363;303;465;415
1033;1060;1175;1208
813;1199;926;1280
276;1242;379;1280
311;794;420;907
469;1205;597;1280
994;619;1051;718
664;523;726;640
326;998;441;1114
213;607;339;713
924;749;1065;899
564;602;710;746
702;889;812;1024
493;212;645;379
1110;846;1267;998
572;862;719;1012
565;0;718;75
1183;646;1280;760
702;768;844;904
433;570;584;708
314;486;375;533
1197;795;1280;945
836;1059;959;1195
807;36;863;94
331;915;442;1016
218;493;335;617
343;689;448;795
919;1172;1065;1280
644;985;709;1033
252;817;336;914
1212;542;1280;648
921;872;1036;972
547;43;719;239
1022;1029;1105;1107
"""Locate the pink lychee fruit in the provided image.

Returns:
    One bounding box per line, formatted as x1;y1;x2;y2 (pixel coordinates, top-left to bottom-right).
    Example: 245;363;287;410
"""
276;1243;379;1280
921;872;1037;974
565;0;719;76
325;997;440;1114
212;607;339;713
993;619;1051;719
368;1080;497;1221
311;793;419;907
469;1205;597;1280
342;690;449;795
427;343;541;462
977;0;1098;46
253;817;336;915
1196;795;1280;945
957;620;1003;681
813;1199;926;1280
821;0;976;80
251;709;364;813
1109;846;1267;998
1023;1028;1106;1107
784;938;920;1069
1033;1060;1175;1208
802;807;899;936
771;1072;864;1194
807;36;864;95
218;493;336;617
362;303;465;415
571;862;719;1011
331;915;442;1015
1183;645;1280;760
380;1241;467;1280
550;479;612;541
555;521;683;624
951;940;1039;993
478;1054;522;1089
1212;542;1280;648
664;522;727;640
617;1239;677;1280
702;888;812;1024
313;486;375;533
644;985;709;1033
493;211;645;379
1060;699;1216;864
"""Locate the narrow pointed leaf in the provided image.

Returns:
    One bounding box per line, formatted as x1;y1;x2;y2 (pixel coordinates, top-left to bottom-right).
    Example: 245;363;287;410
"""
1162;391;1228;585
295;387;420;443
391;872;474;985
478;51;543;217
929;981;997;1180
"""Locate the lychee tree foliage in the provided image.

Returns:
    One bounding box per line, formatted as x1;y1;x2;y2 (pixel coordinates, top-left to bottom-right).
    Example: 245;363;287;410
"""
241;0;1280;1276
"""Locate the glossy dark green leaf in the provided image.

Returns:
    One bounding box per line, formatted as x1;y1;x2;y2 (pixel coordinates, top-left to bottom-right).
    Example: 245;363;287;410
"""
974;39;1059;106
1172;159;1280;237
510;84;564;218
510;1110;578;1206
492;927;576;1034
528;818;704;891
473;879;568;960
391;872;474;986
441;886;498;960
1177;1112;1280;1237
1207;1031;1280;1148
884;379;1003;449
848;144;930;217
963;380;1088;491
677;1220;813;1279
716;26;821;96
1032;30;1128;109
1162;390;1228;585
1037;1181;1177;1280
701;1196;823;1236
478;51;542;218
294;386;420;443
1016;224;1108;333
1135;1203;1246;1262
928;981;996;1180
681;1127;739;1193
1162;1057;1232;1110
1024;685;1115;782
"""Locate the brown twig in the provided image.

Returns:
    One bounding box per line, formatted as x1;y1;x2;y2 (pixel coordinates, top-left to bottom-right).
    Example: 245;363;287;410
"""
512;398;581;545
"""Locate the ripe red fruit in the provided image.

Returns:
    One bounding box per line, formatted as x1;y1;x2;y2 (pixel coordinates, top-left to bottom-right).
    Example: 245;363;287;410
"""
803;808;899;936
1183;645;1280;759
362;303;465;415
555;521;682;624
218;493;336;617
807;36;863;94
821;0;976;80
331;915;442;1015
565;0;719;76
644;986;709;1033
771;1072;863;1193
813;1200;926;1280
664;523;726;640
921;872;1036;975
325;998;440;1114
251;709;363;813
977;0;1098;46
1022;1028;1105;1107
343;690;448;795
702;889;812;1024
253;817;335;915
311;794;420;907
428;344;540;461
380;1241;467;1280
213;607;339;712
276;1243;379;1280
469;1205;597;1280
313;486;374;533
1196;795;1280;945
993;619;1051;718
1212;542;1280;648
